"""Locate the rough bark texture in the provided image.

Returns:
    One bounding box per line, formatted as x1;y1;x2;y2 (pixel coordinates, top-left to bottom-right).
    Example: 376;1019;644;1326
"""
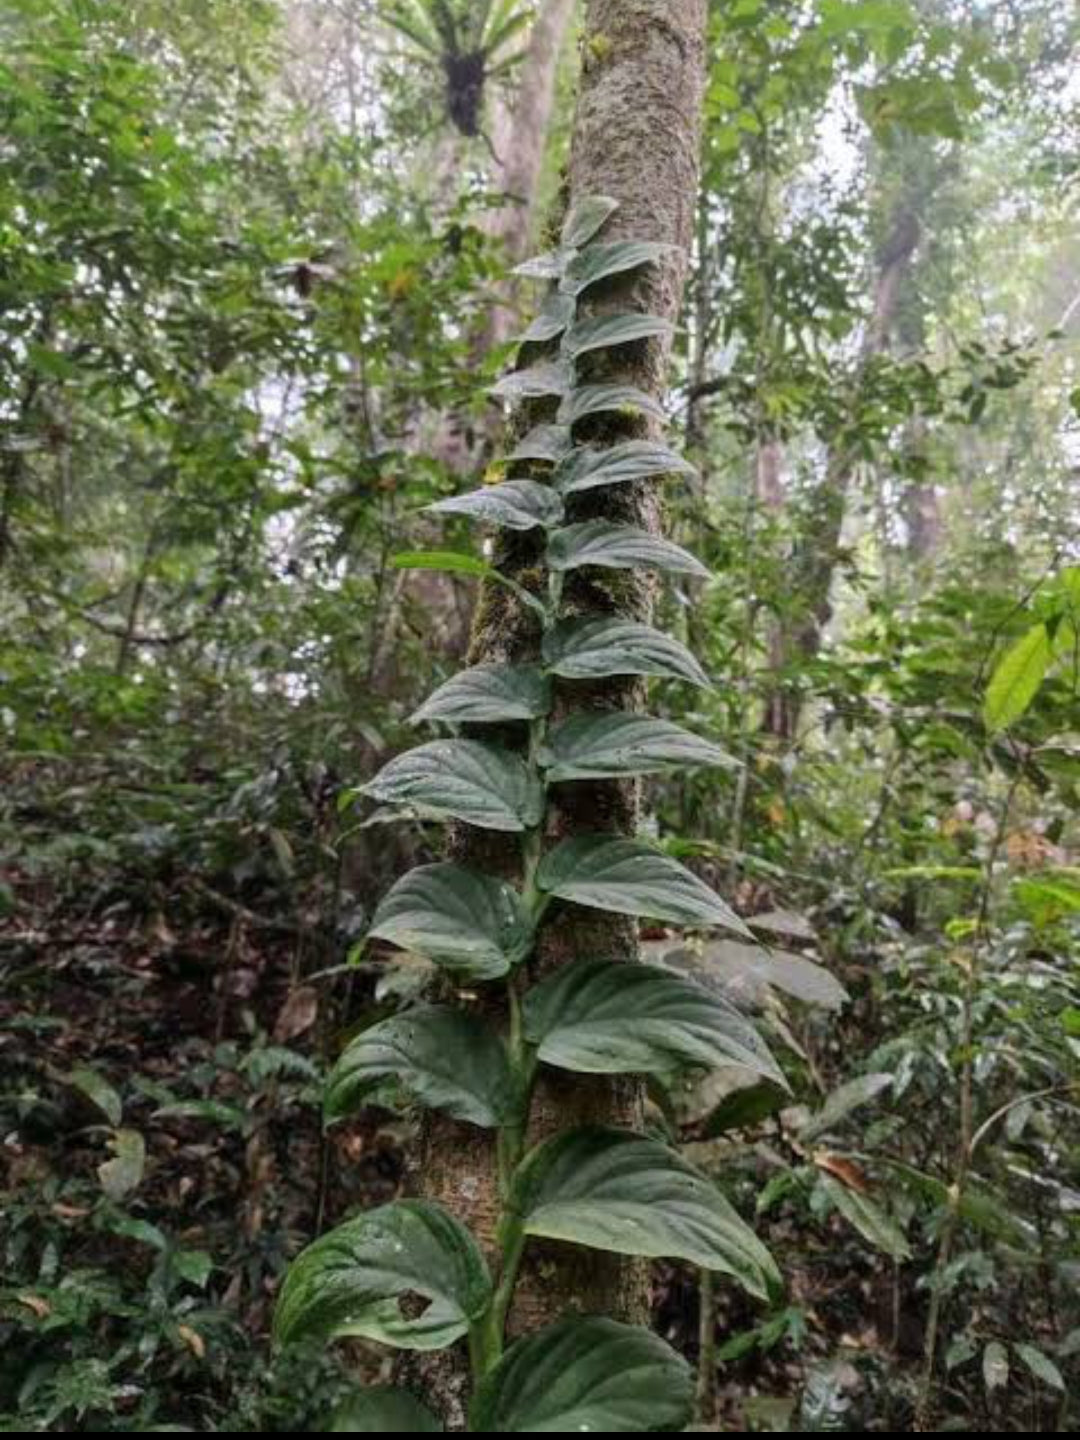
404;1;707;1426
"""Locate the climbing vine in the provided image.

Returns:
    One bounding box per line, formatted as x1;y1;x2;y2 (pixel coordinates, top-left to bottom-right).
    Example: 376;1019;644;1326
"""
272;196;785;1433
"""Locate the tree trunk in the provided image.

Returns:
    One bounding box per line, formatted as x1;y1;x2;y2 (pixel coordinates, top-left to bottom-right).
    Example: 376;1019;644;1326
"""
405;1;707;1425
483;0;579;351
762;206;921;740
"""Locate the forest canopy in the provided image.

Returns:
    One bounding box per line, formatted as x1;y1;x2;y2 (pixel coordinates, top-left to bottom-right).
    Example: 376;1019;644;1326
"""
1;0;1078;1432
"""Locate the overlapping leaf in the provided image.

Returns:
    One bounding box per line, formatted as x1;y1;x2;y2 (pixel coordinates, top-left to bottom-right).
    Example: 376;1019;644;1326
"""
367;863;533;979
428;480;563;531
547;521;709;577
537;836;751;935
490;361;572;402
543;617;710;687
565;313;672;359
469;1317;692;1433
541;713;734;780
361;740;543;832
555;440;696;495
274;1200;492;1351
559;383;666;427
561;194;619;249
510;424;571;464
561;240;669;297
523;959;784;1084
513;1128;781;1300
325;1007;514;1129
411;665;551;725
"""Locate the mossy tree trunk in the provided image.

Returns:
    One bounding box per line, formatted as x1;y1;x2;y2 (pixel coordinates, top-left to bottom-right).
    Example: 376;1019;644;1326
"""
406;2;708;1425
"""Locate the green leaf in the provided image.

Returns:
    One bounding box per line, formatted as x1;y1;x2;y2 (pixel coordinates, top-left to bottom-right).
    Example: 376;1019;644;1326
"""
556;441;697;495
325;1007;514;1129
983;1340;1010;1392
560;383;666;428
517;292;576;344
537;836;752;936
326;1388;442;1432
561;194;619;248
97;1129;145;1201
428;481;563;532
274;1201;491;1352
817;1174;910;1261
361;740;543;832
702;1081;789;1138
411;665;552;725
800;1073;892;1142
543;617;711;688
561;241;670;296
564;313;672;359
514;1128;781;1300
522;959;784;1085
513;251;570;281
469;1317;693;1433
491;360;573;401
66;1066;123;1126
367;863;533;979
984;623;1053;732
510;425;572;464
1015;1343;1065;1391
541;713;735;780
548;522;709;578
393;550;491;578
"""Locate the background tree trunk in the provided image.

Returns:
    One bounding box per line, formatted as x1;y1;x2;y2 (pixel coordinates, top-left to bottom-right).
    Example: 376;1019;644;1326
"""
405;1;708;1425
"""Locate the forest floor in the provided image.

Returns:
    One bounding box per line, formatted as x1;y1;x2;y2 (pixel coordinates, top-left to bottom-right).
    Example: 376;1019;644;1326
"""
1;860;930;1432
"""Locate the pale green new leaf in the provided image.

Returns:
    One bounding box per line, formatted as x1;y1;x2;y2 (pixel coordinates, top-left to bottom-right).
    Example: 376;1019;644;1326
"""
543;616;711;687
984;623;1053;732
412;664;551;725
368;863;533;978
428;480;563;531
522;959;784;1085
325;1006;513;1128
541;713;735;780
548;522;709;578
537;836;752;936
469;1317;693;1433
273;1201;491;1351
361;740;543;832
514;1127;781;1300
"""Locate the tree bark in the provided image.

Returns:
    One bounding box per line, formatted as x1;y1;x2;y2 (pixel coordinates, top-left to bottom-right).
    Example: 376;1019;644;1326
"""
405;1;707;1426
483;0;579;351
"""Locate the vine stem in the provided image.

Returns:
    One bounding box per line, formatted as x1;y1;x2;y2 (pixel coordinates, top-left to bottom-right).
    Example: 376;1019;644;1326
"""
470;585;558;1384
